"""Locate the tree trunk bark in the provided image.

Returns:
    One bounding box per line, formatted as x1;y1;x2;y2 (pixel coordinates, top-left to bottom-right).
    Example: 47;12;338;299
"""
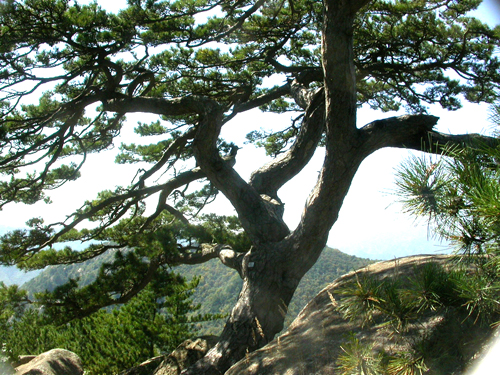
181;239;326;374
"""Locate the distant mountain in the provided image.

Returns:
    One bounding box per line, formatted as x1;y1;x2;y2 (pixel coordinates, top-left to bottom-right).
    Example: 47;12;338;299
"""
0;226;42;286
0;266;40;286
21;248;123;294
19;246;373;334
0;226;92;287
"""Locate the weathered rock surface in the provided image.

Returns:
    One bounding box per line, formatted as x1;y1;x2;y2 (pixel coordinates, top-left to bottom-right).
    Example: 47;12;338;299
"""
119;336;218;375
225;255;495;375
15;348;83;375
15;355;38;367
154;336;218;375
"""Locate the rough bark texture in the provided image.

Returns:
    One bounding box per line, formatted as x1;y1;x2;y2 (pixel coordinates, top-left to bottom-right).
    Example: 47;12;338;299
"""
182;243;303;374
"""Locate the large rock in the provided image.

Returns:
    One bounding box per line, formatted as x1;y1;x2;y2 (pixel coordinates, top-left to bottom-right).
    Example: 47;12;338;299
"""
119;336;218;375
225;255;496;375
15;349;83;375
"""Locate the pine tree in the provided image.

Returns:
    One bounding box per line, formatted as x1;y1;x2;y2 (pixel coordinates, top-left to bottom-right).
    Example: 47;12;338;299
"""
394;102;500;324
1;0;500;372
2;278;205;374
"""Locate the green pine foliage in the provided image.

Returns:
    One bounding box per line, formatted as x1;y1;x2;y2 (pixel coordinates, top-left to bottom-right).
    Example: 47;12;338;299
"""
2;280;206;374
392;102;500;326
337;262;500;333
394;142;500;259
336;262;500;374
337;333;385;375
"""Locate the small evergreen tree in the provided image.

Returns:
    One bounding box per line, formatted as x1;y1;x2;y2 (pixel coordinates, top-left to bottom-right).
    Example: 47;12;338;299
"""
394;104;500;322
394;103;500;260
1;276;209;374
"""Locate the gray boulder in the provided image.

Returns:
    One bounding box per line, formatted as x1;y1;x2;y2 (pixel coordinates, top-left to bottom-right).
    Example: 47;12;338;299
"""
119;336;218;375
15;349;83;375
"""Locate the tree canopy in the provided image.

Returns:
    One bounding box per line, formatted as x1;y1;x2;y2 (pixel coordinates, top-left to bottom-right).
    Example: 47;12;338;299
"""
1;0;500;373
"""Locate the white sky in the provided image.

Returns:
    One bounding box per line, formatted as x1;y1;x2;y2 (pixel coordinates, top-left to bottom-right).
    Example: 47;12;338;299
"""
1;1;500;260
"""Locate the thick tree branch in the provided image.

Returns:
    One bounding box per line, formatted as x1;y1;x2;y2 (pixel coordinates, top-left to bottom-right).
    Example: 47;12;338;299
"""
290;81;321;109
360;114;439;151
102;95;217;117
171;243;222;264
359;114;500;154
172;244;244;277
193;103;290;243
249;88;325;198
421;131;500;151
227;82;291;116
286;0;373;263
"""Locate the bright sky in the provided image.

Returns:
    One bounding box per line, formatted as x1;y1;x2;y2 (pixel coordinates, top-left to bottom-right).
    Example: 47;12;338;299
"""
1;1;500;261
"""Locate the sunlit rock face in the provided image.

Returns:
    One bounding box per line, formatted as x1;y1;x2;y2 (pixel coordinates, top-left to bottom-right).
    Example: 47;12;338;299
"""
225;255;497;375
15;349;83;375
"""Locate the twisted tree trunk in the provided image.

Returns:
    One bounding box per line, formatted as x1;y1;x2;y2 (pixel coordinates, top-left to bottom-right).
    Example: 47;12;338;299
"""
181;1;486;373
182;238;326;374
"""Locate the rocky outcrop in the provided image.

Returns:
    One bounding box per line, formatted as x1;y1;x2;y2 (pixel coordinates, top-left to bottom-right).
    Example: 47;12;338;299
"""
15;355;37;367
119;336;218;375
15;349;83;375
154;336;219;375
225;255;496;375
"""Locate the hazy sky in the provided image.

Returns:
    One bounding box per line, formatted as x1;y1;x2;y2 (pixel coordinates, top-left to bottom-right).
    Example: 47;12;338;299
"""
1;1;499;260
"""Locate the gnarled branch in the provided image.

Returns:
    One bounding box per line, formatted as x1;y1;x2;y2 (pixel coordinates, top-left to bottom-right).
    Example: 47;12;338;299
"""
359;114;500;154
249;87;325;199
193;105;290;243
172;243;245;277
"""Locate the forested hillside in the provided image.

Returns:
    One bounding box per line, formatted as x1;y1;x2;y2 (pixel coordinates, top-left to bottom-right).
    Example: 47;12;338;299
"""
20;247;372;334
21;248;124;294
